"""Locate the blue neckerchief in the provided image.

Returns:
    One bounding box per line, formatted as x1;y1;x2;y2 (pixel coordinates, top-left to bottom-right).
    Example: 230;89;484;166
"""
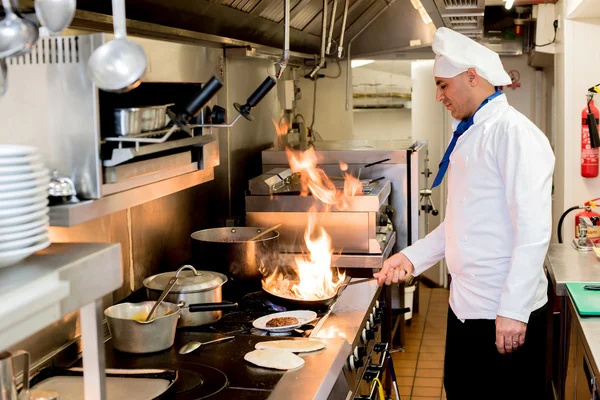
431;90;503;189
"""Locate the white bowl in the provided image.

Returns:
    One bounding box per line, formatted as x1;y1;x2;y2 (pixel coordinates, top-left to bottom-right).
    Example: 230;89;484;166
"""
0;145;37;158
0;239;51;268
0;224;48;242
0;193;48;210
0;185;48;201
0;200;49;219
0;207;49;227
0;162;45;176
0;232;48;252
0;215;49;234
0;154;41;166
2;176;50;192
0;168;48;184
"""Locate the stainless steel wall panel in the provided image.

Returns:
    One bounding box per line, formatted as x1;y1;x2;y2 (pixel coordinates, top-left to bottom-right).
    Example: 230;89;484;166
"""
0;34;102;198
247;211;371;253
226;58;283;219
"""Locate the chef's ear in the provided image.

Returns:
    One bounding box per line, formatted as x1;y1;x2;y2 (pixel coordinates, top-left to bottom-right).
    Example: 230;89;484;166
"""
466;69;478;86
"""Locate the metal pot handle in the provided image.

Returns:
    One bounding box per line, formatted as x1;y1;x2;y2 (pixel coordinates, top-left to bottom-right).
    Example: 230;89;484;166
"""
175;265;200;277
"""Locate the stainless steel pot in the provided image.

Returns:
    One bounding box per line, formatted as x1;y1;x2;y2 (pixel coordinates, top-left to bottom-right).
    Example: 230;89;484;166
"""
190;227;280;281
114;103;174;136
104;301;180;354
143;265;236;327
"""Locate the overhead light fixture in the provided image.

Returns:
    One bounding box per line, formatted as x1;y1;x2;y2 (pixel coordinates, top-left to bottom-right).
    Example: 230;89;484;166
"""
505;0;514;10
410;0;433;25
351;60;375;68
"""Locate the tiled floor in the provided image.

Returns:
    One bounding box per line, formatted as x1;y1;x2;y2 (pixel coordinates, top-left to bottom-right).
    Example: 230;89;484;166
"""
392;286;449;400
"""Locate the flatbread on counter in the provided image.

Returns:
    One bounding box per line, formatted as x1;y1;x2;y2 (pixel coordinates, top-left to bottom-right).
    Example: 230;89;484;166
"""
255;340;326;353
244;349;305;370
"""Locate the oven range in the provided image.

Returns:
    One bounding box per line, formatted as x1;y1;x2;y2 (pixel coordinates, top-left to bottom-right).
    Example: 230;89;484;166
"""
70;278;396;399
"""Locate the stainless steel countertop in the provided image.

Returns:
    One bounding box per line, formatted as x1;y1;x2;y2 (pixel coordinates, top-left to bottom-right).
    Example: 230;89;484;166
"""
545;244;600;296
269;337;351;400
312;279;381;348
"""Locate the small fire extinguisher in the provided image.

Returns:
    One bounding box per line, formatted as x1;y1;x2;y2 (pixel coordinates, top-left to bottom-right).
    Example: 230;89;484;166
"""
582;88;600;177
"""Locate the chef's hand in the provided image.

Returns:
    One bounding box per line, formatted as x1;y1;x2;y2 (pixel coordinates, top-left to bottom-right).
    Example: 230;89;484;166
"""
495;316;526;355
374;253;414;286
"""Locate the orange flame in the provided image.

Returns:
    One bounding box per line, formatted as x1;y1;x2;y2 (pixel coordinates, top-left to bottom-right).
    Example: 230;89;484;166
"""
263;212;345;300
262;125;364;302
273;118;290;148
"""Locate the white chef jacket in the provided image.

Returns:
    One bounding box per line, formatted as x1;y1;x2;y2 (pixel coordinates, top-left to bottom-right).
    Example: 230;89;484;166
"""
402;94;555;323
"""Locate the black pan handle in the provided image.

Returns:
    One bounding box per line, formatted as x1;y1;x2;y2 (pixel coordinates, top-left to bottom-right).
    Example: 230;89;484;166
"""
368;176;385;185
364;158;391;169
185;77;224;119
247;77;277;108
188;301;238;312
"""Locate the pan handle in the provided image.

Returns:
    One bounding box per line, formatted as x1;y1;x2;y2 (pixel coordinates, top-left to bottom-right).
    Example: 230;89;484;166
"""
188;301;239;312
363;158;391;168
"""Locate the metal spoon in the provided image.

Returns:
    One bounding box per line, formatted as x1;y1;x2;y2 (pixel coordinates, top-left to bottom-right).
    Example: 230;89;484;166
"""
179;336;235;355
0;0;39;58
34;0;76;35
87;0;147;92
145;276;177;322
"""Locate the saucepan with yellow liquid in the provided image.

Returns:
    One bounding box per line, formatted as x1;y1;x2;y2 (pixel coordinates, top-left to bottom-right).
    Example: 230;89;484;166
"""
104;301;181;354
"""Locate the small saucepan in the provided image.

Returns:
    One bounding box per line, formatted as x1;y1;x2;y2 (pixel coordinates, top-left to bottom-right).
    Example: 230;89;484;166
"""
143;265;238;327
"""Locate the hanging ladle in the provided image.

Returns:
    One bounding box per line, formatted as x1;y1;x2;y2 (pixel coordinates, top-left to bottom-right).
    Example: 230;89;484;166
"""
0;0;39;58
87;0;147;92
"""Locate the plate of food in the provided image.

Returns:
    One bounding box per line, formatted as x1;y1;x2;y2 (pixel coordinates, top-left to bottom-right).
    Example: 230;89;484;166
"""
252;310;317;332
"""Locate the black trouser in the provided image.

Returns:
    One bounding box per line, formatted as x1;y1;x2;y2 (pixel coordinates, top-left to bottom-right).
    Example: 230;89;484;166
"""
444;305;547;400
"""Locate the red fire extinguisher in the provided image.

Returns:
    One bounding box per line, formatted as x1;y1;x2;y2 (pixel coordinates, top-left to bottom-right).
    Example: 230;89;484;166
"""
575;198;600;243
582;96;600;177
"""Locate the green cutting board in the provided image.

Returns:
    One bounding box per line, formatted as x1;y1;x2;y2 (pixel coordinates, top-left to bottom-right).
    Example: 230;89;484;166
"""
566;282;600;316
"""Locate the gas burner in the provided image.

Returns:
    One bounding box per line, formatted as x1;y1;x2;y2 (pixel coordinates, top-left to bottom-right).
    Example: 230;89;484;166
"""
152;362;228;400
240;291;287;312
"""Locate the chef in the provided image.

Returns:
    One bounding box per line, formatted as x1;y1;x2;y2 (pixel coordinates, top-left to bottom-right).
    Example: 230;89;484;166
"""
374;27;555;400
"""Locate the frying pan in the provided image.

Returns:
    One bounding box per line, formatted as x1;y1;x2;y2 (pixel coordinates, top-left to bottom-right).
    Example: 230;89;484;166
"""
261;278;376;309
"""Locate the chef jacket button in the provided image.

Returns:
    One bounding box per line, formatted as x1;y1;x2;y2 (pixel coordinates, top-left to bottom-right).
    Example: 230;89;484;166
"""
461;235;467;242
470;274;475;279
464;156;469;162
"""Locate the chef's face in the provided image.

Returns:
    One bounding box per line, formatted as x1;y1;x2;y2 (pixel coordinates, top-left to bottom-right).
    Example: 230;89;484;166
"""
435;72;473;120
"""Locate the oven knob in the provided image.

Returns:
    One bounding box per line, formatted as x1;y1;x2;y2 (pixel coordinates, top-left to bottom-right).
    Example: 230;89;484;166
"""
361;328;367;344
366;321;371;331
372;306;377;315
369;312;375;326
356;346;367;359
373;313;382;324
348;355;356;371
376;300;380;308
366;326;375;340
354;357;365;369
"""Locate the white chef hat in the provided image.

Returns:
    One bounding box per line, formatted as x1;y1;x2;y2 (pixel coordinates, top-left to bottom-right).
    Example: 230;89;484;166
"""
432;27;512;86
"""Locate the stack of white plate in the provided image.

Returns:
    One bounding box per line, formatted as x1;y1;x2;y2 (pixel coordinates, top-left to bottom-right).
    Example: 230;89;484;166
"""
0;145;51;268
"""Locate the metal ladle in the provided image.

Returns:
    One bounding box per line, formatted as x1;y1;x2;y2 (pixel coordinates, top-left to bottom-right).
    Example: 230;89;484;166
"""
34;0;76;35
0;0;39;58
87;0;147;92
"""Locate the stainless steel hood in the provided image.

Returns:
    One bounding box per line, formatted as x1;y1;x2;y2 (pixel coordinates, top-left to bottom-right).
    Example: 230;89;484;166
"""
68;0;448;62
71;0;407;57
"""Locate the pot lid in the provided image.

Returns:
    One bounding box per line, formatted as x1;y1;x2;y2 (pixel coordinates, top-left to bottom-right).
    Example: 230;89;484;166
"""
144;266;227;293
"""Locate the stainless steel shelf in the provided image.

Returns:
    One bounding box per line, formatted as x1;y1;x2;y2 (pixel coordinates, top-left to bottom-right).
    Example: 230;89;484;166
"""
0;243;122;351
49;168;215;227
